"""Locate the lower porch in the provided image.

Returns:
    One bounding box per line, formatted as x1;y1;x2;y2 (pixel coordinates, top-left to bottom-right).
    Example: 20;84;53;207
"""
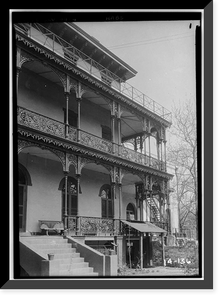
18;141;169;270
20;216;167;270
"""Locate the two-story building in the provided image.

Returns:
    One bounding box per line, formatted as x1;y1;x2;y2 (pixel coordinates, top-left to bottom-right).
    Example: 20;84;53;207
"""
15;22;173;276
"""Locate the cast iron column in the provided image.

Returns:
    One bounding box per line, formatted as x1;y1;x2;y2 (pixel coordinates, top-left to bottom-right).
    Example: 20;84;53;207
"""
117;117;121;156
139;232;144;269
111;115;116;154
76;174;80;216
164;140;167;171
64;172;69;231
161;233;165;266
75;82;83;143
16;48;21;97
118;183;122;221
65;92;69;138
77;98;81;142
149;234;153;266
148;133;151;166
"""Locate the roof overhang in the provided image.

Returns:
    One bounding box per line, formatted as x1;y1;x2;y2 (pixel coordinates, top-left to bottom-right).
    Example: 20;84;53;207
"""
122;220;166;233
42;22;137;81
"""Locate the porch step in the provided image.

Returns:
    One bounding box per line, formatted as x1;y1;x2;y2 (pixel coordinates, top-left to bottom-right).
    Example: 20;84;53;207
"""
22;237;68;245
53;252;81;260
40;247;76;254
22;236;98;277
54;256;84;264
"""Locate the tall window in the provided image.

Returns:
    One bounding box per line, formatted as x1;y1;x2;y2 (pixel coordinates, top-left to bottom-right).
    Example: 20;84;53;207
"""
102;125;111;141
63;109;77;128
59;177;79;218
126;203;136;220
100;184;113;218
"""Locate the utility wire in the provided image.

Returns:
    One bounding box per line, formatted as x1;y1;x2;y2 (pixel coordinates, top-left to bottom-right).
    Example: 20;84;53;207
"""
108;32;194;50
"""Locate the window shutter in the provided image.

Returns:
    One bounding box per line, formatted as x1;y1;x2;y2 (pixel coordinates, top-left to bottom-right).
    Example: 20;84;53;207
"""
71;195;77;216
108;199;113;218
102;199;107;218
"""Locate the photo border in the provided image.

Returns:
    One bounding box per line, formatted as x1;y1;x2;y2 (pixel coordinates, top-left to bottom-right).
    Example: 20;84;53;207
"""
5;3;213;289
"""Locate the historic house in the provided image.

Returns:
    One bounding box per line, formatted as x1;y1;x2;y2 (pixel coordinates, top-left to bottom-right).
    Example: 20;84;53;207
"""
15;22;173;277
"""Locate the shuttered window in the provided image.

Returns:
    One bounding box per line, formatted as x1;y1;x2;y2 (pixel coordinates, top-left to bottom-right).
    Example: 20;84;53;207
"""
100;184;113;218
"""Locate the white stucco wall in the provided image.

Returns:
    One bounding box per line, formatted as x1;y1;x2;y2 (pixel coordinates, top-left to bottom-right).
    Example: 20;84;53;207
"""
121;185;137;220
18;69;113;140
79;167;110;218
18;152;131;232
19;152;64;233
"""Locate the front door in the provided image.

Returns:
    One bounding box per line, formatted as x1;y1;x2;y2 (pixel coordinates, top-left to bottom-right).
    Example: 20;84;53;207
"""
62;177;78;219
126;239;139;268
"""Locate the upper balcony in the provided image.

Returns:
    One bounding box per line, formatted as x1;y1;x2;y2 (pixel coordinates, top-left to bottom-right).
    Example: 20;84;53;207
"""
15;23;172;125
17;106;167;173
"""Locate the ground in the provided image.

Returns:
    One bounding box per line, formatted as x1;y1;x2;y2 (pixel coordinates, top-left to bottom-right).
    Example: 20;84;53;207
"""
118;266;199;277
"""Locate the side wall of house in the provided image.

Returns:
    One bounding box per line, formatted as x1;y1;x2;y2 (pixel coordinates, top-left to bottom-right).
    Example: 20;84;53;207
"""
18;69;113;139
121;185;137;220
18;153;130;232
19;152;64;233
79;168;111;218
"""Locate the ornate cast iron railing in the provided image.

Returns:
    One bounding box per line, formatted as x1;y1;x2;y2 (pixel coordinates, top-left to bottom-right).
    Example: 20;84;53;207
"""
79;130;113;154
67;216;168;236
17;106;66;138
120;145;146;165
17;106;166;172
67;216;120;236
15;23;172;123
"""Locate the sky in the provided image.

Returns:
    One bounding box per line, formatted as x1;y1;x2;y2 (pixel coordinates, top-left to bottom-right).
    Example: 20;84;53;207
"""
74;20;200;113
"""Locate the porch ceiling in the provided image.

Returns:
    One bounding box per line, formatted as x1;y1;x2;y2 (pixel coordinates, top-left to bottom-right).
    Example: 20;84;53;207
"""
121;109;143;138
122;173;142;186
23;60;64;87
81;162;110;175
19;149;142;186
19;147;62;164
22;60;144;138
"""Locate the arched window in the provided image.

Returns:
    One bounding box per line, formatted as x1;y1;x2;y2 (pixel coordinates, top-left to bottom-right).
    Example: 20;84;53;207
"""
99;184;113;219
126;203;136;220
59;177;80;218
18;163;32;232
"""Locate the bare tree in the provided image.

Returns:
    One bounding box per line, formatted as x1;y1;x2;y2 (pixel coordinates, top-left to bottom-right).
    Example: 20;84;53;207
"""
167;100;198;239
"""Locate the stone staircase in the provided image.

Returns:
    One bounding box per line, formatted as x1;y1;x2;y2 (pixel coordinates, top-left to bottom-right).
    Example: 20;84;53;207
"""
21;236;98;276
